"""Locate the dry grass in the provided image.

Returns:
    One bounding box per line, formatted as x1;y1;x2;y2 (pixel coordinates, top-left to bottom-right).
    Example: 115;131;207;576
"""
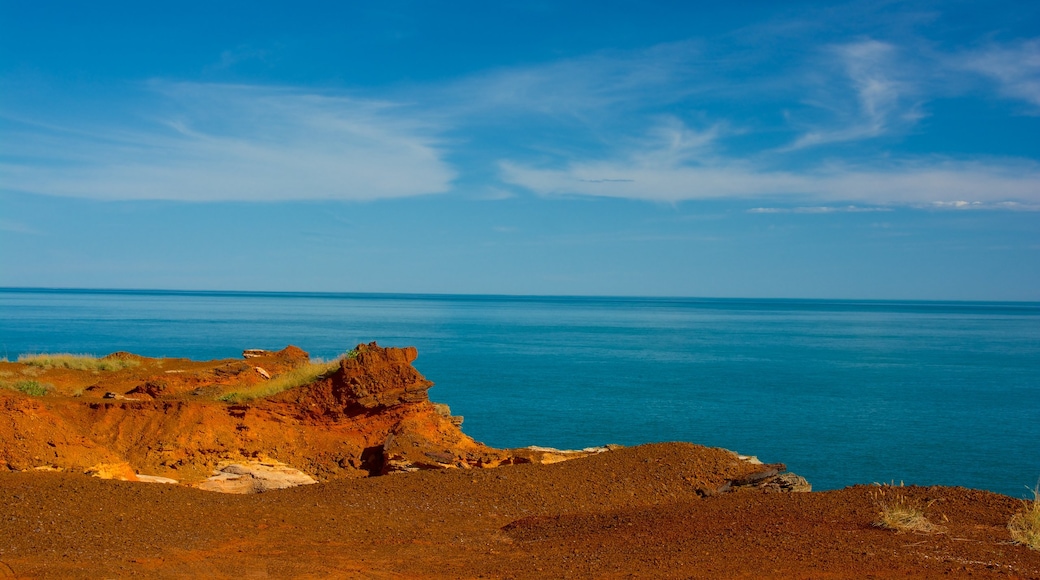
870;485;944;534
1;379;55;396
17;353;140;372
1009;485;1040;550
219;359;342;403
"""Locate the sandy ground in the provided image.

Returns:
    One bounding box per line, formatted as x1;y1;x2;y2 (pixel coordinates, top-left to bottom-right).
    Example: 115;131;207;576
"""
2;442;1038;579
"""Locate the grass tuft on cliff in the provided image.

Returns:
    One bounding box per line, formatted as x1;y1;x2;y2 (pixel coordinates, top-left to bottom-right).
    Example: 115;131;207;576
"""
870;486;944;534
1;379;54;396
219;350;357;403
1009;485;1040;551
18;353;140;372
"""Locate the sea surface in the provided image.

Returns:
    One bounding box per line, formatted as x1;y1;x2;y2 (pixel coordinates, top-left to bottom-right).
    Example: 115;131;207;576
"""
1;288;1038;497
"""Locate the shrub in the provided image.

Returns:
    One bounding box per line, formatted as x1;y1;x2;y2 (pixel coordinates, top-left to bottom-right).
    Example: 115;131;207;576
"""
1009;485;1040;551
17;353;140;372
312;349;358;364
5;380;52;396
870;485;944;534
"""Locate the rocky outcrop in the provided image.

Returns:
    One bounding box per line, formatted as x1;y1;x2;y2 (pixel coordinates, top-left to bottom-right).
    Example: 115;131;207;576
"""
270;343;432;418
0;342;811;495
0;343;614;490
716;465;813;494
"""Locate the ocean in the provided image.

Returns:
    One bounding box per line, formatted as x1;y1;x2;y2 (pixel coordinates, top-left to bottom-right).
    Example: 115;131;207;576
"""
1;288;1038;498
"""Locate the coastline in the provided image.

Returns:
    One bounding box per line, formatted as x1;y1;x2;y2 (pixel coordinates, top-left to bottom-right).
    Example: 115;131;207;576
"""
4;288;1038;497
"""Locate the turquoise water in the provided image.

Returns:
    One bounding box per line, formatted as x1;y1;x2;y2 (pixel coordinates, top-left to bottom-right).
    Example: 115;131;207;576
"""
2;288;1038;497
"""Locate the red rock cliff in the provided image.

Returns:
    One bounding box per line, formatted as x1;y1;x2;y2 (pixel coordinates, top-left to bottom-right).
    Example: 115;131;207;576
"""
0;342;607;486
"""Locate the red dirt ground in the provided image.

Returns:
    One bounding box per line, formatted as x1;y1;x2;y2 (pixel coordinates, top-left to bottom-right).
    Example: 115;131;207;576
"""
1;443;1038;578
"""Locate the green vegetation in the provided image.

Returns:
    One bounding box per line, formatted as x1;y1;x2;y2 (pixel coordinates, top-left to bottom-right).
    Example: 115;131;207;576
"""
17;353;140;372
1;379;54;396
221;349;359;402
870;484;944;534
308;348;359;366
1009;485;1040;551
219;357;344;403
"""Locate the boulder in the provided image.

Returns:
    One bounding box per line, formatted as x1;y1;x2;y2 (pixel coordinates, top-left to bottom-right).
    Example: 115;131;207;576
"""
86;462;139;481
242;349;271;359
197;461;318;494
717;464;812;493
135;474;179;484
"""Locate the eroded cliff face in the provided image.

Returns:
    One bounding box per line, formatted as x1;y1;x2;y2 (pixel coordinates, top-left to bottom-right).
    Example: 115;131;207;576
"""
268;344;431;417
0;343;609;488
0;342;808;494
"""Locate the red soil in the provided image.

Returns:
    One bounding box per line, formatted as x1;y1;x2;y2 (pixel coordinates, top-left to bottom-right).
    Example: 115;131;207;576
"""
1;443;1038;578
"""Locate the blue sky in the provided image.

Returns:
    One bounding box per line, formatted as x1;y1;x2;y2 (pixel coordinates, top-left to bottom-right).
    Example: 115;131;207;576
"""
1;1;1038;299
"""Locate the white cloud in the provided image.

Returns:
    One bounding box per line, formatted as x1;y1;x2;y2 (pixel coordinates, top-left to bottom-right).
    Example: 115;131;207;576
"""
6;34;1040;209
500;123;1040;206
637;117;726;164
473;187;516;201
436;41;704;119
747;206;893;214
502;157;1040;205
928;200;1040;211
785;40;922;149
208;46;272;71
0;83;455;202
480;38;1040;209
959;39;1040;109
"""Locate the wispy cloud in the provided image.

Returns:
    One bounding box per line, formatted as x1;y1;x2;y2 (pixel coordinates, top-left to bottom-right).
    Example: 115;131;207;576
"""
205;45;275;73
0;83;455;202
747;206;893;214
785;40;922;149
958;39;1040;110
476;34;1040;208
474;187;516;201
502;156;1040;205
5;28;1040;209
439;41;704;119
500;120;1040;205
928;200;1040;211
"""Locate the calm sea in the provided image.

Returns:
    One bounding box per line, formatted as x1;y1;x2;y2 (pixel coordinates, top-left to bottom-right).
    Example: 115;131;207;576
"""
2;288;1038;497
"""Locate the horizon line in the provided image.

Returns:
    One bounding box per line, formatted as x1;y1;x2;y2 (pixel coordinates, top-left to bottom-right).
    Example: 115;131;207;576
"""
2;286;1038;307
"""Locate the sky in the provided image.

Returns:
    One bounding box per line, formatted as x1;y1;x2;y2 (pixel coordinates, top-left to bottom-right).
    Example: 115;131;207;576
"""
1;1;1038;300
